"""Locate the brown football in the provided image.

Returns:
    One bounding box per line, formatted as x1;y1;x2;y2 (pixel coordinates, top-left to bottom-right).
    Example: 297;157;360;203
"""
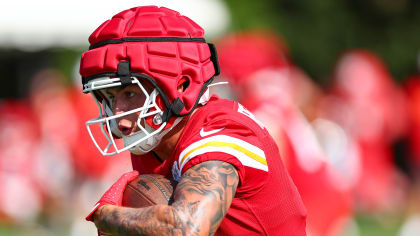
122;174;177;208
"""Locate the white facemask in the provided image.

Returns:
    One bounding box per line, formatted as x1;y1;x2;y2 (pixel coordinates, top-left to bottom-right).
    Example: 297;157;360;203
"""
83;77;179;156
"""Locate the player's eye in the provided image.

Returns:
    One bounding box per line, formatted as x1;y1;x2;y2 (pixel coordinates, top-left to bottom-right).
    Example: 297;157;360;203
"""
125;91;136;98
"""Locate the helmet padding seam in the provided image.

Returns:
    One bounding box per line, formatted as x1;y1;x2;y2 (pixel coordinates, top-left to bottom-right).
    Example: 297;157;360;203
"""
89;37;206;50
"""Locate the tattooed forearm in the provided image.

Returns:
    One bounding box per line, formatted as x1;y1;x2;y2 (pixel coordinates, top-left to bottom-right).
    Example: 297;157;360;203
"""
93;161;239;236
96;204;185;236
174;161;239;234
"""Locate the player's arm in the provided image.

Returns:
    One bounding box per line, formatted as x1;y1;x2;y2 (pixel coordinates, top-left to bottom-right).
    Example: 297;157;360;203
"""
93;160;239;236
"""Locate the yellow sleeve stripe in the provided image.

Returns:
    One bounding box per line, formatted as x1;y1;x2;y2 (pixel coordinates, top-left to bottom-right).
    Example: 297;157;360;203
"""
181;141;268;166
178;135;268;172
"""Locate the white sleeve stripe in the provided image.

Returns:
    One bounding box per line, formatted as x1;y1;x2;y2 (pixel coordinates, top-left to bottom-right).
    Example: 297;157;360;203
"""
180;146;268;172
180;135;266;161
178;135;267;171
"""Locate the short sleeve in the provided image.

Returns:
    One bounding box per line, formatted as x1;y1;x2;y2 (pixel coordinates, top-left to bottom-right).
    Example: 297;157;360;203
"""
174;115;269;197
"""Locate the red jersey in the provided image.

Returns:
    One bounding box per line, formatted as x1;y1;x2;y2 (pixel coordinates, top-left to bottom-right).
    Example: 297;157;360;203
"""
132;95;307;235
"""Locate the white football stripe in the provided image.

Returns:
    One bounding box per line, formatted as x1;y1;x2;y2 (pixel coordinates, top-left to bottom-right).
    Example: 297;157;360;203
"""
180;146;268;172
178;135;267;172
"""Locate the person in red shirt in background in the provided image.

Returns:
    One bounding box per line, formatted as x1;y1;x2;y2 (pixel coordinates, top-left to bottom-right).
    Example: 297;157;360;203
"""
321;50;409;213
217;31;355;236
0;101;43;223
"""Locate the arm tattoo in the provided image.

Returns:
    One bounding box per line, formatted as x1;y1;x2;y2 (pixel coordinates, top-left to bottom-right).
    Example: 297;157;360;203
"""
94;161;239;236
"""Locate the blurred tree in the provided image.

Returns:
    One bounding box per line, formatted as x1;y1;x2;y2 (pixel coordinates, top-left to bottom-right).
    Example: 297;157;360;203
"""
223;0;420;85
0;48;81;99
0;50;52;99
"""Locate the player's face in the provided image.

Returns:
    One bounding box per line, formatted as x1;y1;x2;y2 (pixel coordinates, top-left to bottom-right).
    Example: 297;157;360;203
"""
104;83;152;136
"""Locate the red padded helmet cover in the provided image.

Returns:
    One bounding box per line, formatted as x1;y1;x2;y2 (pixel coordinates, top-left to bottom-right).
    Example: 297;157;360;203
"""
79;6;216;115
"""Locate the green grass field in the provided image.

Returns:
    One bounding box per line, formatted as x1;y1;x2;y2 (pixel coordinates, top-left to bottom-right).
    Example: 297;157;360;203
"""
0;214;404;236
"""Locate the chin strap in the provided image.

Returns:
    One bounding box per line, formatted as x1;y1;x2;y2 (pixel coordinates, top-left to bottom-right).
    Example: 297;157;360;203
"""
161;98;185;123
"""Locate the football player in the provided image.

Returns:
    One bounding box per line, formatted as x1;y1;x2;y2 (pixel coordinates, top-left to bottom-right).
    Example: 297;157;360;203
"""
79;6;307;236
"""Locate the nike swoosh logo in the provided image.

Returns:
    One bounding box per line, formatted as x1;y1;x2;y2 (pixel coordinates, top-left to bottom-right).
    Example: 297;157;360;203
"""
200;127;224;137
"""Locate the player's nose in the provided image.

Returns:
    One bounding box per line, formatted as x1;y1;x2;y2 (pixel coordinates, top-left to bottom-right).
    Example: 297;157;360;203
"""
118;118;134;136
111;95;136;136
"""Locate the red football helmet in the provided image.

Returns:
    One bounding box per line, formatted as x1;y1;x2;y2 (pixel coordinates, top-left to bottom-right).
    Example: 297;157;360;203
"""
79;6;220;156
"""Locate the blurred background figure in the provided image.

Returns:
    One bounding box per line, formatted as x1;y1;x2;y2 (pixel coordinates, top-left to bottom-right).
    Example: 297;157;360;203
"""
217;30;356;236
214;30;289;101
319;50;409;214
28;68;76;202
0;101;42;224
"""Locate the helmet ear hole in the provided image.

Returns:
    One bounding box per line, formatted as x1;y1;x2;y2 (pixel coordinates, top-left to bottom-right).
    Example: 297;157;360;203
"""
177;76;190;92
